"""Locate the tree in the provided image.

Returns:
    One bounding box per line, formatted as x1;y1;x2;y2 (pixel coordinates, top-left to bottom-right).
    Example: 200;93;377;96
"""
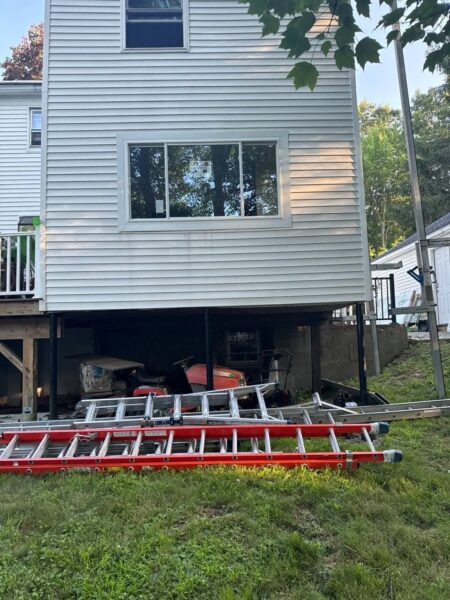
1;23;44;81
359;101;412;256
411;58;450;226
238;1;450;89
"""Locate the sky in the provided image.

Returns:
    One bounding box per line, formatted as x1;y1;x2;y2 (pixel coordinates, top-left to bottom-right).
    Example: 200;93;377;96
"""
0;0;444;106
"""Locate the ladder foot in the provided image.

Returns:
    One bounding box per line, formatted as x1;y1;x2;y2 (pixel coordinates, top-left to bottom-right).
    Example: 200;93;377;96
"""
383;449;403;463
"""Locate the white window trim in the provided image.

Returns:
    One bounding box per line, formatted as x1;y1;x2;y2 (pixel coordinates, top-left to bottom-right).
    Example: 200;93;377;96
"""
117;130;291;232
121;0;190;53
28;107;42;150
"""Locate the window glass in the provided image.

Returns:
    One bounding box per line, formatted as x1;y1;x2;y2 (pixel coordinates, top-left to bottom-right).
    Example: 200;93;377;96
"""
227;329;261;363
168;144;240;217
243;143;278;216
31;110;42;130
128;141;279;219
126;0;184;49
130;146;166;218
30;109;42;147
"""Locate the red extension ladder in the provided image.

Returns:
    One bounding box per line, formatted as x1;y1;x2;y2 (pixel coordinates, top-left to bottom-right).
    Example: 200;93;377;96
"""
0;422;402;474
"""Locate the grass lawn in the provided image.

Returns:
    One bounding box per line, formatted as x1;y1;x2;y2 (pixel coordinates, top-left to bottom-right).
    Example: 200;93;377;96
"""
0;342;449;600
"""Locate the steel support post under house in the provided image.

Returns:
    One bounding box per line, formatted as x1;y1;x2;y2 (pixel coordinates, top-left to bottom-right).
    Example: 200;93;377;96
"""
49;314;58;419
310;324;322;394
204;308;214;391
356;303;368;405
391;3;446;398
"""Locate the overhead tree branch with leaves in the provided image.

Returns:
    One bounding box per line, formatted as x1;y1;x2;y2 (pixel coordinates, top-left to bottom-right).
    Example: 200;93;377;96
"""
238;0;450;89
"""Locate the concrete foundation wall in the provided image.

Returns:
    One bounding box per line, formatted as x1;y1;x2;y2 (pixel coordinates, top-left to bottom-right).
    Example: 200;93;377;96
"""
274;323;408;395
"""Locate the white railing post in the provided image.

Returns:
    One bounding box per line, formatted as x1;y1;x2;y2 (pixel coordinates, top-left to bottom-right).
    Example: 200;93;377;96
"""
0;231;38;299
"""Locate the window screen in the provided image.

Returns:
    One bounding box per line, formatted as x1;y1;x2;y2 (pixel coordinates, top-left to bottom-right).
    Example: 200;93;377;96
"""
126;0;184;49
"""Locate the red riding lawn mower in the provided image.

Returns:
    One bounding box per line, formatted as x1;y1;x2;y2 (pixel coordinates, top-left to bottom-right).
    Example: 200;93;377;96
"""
132;350;292;408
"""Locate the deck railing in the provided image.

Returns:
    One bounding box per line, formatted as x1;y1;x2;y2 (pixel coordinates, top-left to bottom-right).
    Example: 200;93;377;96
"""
0;231;40;298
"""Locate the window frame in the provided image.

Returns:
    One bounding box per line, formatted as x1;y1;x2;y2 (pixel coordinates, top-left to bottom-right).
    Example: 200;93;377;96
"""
121;0;190;53
29;108;42;149
117;130;291;232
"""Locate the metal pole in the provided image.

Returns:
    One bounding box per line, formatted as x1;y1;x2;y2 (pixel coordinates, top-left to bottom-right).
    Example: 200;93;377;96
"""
49;313;58;419
391;3;446;398
204;308;214;391
356;303;368;404
389;274;397;324
310;323;322;393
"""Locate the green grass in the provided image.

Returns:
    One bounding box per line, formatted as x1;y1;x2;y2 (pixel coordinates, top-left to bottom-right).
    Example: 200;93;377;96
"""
0;342;449;600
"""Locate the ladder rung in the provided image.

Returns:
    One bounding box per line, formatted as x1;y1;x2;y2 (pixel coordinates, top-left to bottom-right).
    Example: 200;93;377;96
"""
201;394;209;418
65;434;80;458
199;429;206;454
165;431;174;455
255;387;269;420
362;427;376;452
1;434;19;459
115;400;126;421
98;432;111;457
31;434;49;459
232;429;238;454
144;393;154;420
328;428;341;453
264;429;272;454
132;431;143;456
173;396;182;422
296;428;305;453
228;390;240;419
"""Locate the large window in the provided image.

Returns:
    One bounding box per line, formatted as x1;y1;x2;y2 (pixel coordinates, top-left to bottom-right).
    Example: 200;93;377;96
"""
129;142;279;219
125;0;185;49
29;109;42;147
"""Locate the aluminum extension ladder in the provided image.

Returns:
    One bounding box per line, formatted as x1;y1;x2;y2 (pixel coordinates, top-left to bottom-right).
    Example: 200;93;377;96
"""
0;384;286;431
0;422;402;475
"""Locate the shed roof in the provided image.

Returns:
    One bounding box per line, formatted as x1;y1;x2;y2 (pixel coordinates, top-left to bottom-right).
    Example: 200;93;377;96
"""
374;211;450;261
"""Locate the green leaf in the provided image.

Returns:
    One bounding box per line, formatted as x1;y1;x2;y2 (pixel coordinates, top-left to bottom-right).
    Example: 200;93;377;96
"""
355;37;383;69
287;61;319;90
314;32;326;41
386;30;399;45
356;0;370;18
260;11;280;36
335;23;361;48
334;45;355;70
423;43;450;73
280;12;316;57
377;7;405;28
240;0;269;16
400;24;425;47
335;2;353;21
321;40;332;56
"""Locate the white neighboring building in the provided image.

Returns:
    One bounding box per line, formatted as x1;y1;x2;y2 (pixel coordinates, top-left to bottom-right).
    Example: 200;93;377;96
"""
0;81;42;232
372;212;450;326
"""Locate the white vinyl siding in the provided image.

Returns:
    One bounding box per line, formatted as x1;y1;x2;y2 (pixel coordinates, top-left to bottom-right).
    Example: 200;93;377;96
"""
0;89;42;232
43;0;371;311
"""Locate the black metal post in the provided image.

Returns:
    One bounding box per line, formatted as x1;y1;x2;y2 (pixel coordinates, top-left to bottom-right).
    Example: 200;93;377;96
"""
49;313;58;419
355;303;368;405
204;308;214;391
310;324;321;394
389;274;397;324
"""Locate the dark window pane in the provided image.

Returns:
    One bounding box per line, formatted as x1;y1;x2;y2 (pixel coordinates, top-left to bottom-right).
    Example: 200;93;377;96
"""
126;21;183;48
243;143;278;216
128;0;182;8
168;145;240;217
31;131;41;147
130;146;166;219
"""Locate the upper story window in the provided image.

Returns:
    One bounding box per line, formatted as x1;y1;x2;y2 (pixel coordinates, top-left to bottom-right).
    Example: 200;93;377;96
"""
125;0;186;49
129;142;279;219
30;109;42;147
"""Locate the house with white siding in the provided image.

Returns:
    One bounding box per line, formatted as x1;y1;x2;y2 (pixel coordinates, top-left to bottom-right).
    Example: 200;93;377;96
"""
372;212;450;327
0;0;374;415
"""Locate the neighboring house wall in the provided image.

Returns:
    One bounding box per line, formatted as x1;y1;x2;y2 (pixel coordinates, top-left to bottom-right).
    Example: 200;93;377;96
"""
372;222;450;325
0;82;42;232
42;0;371;312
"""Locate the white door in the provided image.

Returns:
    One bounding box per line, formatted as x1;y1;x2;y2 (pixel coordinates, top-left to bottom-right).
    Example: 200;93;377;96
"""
434;246;450;325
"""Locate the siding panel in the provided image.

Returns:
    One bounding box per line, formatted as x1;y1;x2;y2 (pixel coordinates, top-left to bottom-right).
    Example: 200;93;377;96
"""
44;0;370;311
0;91;41;231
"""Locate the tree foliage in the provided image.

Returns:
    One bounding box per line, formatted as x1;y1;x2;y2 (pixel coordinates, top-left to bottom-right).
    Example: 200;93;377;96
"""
238;0;450;89
361;62;450;257
359;101;412;256
1;23;44;81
